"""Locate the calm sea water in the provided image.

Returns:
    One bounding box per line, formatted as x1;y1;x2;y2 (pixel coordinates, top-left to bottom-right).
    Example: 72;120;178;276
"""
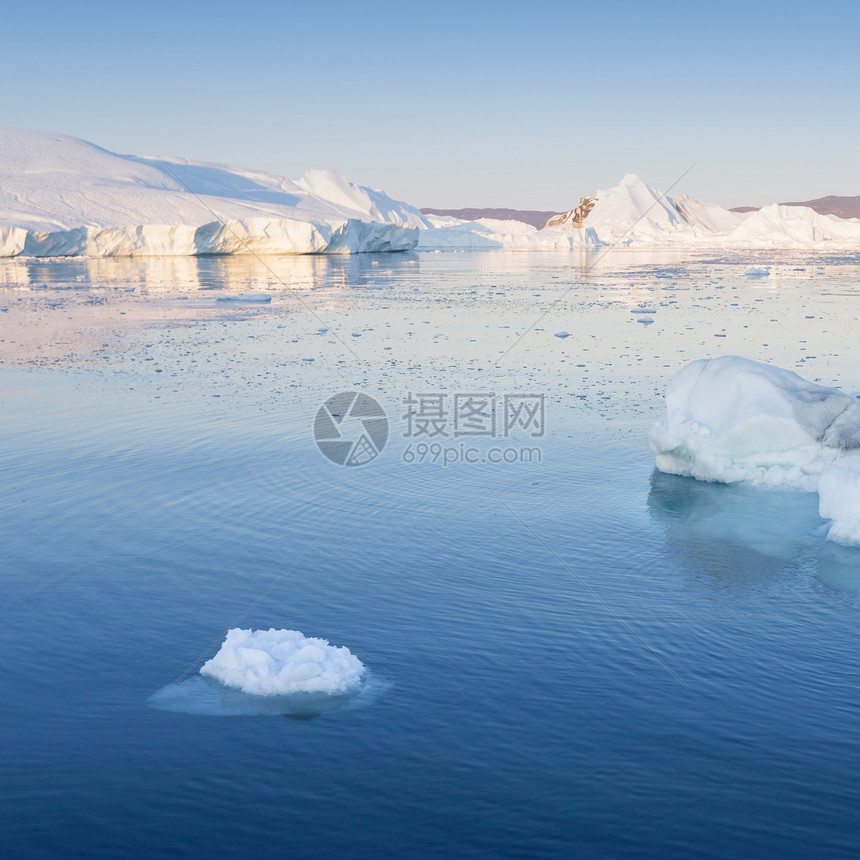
2;250;860;857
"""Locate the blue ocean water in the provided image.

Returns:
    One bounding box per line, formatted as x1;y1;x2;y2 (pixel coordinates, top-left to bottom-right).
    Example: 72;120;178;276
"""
2;251;860;858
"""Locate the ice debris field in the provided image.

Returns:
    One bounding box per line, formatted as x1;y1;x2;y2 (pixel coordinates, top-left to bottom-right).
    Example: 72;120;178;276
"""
2;127;860;257
649;356;860;546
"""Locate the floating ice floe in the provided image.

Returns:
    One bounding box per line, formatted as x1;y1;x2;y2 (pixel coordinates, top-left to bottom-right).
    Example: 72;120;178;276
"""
554;331;571;339
200;627;366;697
745;267;771;277
215;293;272;303
648;356;860;545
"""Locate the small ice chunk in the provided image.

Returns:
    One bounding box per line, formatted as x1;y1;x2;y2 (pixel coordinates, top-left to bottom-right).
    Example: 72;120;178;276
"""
745;267;770;278
554;331;571;339
630;308;657;314
215;294;272;303
819;466;860;546
200;628;366;696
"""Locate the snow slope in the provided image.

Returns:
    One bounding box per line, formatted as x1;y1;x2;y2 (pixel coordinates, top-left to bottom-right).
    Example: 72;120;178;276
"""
0;127;424;256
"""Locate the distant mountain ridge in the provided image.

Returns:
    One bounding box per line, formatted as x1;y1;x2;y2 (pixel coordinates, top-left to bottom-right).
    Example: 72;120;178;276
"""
733;196;860;219
430;197;860;228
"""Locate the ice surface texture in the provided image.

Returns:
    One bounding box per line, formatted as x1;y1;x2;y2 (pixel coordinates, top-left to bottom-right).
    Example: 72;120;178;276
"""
649;356;860;545
200;628;366;697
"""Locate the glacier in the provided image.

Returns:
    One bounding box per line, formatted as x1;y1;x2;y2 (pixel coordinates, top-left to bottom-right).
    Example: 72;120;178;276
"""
648;356;860;546
200;628;366;697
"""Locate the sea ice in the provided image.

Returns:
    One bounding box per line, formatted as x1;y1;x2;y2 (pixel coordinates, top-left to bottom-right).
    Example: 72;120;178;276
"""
200;628;366;696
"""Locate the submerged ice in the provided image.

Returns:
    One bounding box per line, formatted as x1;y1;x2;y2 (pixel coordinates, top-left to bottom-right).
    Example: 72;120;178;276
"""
648;356;860;545
200;628;366;696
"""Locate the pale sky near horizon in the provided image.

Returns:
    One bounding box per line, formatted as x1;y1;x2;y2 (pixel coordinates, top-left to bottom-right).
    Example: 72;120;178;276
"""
1;0;857;210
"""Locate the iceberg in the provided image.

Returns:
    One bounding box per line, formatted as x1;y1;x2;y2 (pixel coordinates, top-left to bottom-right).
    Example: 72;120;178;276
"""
648;356;860;490
819;467;860;547
4;126;860;255
419;174;860;251
648;356;860;545
0;126;423;257
200;628;366;697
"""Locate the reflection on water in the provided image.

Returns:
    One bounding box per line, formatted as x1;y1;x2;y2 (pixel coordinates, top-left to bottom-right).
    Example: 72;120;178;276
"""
149;673;390;718
648;470;860;598
0;251;423;294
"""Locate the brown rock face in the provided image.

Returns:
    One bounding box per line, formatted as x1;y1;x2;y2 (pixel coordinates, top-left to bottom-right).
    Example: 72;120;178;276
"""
544;197;598;229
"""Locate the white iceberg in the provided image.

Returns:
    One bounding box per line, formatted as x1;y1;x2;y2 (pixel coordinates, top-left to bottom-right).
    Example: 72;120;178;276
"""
648;356;860;545
819;467;860;547
0;126;423;257
419;174;860;251
648;356;860;490
200;628;366;697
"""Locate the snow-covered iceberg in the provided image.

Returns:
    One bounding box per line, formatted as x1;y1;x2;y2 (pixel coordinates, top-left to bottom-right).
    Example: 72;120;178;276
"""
648;356;860;545
4;126;859;255
200;628;366;696
419;174;860;251
0;126;423;256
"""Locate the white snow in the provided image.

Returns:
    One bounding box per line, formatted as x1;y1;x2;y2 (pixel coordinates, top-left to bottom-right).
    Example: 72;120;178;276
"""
0;126;424;257
200;628;366;697
648;356;860;545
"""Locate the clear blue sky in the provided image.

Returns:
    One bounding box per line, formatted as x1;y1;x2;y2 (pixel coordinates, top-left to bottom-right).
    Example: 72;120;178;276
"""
2;0;857;210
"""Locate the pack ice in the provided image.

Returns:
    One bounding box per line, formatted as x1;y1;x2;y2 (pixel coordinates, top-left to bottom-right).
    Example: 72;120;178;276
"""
200;628;366;696
0;127;424;257
648;356;860;545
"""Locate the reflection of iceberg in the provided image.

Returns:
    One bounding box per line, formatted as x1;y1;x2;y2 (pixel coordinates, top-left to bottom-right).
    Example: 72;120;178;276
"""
648;471;860;600
149;673;389;718
647;470;817;582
